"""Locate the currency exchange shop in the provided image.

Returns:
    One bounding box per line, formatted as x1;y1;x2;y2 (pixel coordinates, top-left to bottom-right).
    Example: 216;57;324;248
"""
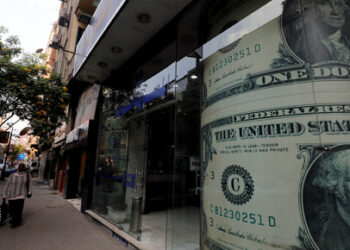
74;0;350;249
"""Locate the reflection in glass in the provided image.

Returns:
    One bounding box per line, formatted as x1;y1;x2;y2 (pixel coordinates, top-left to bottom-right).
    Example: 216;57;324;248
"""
303;145;350;250
202;0;282;60
92;89;129;225
283;0;350;64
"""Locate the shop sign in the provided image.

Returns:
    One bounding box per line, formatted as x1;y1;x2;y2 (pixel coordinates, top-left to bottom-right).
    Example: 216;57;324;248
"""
99;127;128;167
115;64;176;117
53;122;67;146
201;1;350;249
66;123;88;144
74;84;100;128
66;128;81;144
16;153;25;161
125;173;136;188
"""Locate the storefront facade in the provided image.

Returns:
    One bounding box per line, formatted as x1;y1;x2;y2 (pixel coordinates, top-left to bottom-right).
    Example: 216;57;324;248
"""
74;0;350;249
65;84;100;199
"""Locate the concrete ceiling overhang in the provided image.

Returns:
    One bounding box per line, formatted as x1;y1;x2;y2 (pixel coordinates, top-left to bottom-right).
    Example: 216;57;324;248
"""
73;0;194;86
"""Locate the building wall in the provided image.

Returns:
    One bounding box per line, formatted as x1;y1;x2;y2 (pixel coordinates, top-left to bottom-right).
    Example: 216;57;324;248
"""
54;0;96;82
46;0;98;194
38;150;48;179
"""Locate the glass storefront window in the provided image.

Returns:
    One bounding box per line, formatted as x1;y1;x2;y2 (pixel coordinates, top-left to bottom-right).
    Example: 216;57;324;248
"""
197;0;350;249
92;89;129;225
201;0;282;60
90;0;350;249
90;0;289;248
91;40;178;245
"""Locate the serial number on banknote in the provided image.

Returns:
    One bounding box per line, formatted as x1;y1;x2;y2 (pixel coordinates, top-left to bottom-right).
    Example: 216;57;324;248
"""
209;44;262;75
209;204;276;227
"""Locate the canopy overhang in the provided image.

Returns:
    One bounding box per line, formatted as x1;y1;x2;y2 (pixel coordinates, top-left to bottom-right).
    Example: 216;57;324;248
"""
73;0;194;86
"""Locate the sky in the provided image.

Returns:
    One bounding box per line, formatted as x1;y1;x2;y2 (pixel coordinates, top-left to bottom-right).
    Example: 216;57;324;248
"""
0;0;61;53
0;0;61;134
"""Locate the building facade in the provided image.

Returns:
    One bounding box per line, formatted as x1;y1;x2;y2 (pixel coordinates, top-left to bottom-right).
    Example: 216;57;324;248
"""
47;0;100;196
50;0;350;249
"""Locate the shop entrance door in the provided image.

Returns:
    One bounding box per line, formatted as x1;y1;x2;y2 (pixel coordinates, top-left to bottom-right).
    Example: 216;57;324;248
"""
144;106;174;213
166;76;201;249
173;91;201;208
66;149;82;198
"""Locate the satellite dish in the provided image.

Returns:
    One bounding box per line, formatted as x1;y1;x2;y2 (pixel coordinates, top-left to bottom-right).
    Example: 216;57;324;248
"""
19;127;31;136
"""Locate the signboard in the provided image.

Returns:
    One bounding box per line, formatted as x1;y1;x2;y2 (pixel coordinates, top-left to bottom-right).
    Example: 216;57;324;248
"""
201;1;350;249
66;122;89;144
53;122;67;147
17;153;25;161
74;84;100;129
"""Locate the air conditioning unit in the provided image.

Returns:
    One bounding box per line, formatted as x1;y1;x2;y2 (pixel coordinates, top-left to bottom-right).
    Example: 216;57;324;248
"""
52;34;59;44
58;16;69;27
78;13;92;25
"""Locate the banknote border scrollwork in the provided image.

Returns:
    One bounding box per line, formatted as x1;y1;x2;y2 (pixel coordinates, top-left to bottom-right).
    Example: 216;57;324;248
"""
202;82;208;110
278;11;305;67
204;237;227;250
202;125;217;176
270;43;301;69
201;117;234;176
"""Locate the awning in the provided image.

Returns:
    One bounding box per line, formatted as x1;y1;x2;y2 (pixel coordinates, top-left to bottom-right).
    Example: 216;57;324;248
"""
66;122;89;144
52;138;66;149
73;0;194;85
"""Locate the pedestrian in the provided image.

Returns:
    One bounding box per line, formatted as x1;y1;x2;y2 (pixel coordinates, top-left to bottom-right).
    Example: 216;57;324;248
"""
2;163;32;228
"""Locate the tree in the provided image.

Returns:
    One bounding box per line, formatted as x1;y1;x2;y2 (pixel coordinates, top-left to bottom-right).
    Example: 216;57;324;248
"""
0;27;70;150
7;144;25;164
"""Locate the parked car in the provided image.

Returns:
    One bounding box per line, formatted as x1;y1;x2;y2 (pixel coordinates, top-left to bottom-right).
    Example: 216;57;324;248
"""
0;159;13;177
0;163;7;172
29;161;39;177
0;158;5;171
3;164;17;177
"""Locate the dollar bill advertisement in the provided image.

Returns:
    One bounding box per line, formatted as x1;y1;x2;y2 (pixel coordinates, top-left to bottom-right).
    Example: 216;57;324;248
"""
201;0;350;249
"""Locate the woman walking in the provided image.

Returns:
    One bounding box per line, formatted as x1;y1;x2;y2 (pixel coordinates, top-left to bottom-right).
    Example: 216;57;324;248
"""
2;163;32;228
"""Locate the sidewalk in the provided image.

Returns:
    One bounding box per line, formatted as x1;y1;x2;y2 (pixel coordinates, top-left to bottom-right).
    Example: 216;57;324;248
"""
0;178;129;250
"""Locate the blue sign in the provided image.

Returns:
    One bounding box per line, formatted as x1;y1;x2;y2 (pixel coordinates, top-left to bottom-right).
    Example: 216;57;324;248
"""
125;173;136;188
17;153;25;160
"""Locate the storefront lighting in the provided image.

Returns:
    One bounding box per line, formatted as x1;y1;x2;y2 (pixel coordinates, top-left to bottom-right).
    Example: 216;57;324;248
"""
111;46;123;53
97;61;108;68
137;13;151;24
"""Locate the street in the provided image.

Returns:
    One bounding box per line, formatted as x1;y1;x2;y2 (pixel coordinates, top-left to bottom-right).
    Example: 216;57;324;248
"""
0;178;129;250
